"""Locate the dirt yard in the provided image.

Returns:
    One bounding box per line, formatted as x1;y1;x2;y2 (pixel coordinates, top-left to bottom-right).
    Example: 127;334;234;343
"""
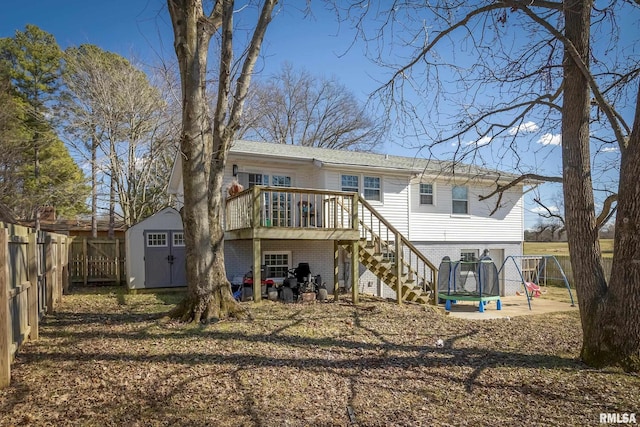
1;288;638;426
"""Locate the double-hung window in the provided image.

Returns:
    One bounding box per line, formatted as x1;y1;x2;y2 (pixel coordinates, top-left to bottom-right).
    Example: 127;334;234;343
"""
341;175;359;193
420;183;434;205
363;176;381;201
452;186;468;214
341;174;381;201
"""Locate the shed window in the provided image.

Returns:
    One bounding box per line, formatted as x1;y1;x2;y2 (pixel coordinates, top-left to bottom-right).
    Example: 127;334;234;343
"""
146;233;167;247
173;232;185;247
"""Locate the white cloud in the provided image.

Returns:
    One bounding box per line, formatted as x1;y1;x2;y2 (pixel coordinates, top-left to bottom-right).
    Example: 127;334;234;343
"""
466;135;492;147
530;205;560;214
537;133;562;146
601;146;618;153
508;121;539;135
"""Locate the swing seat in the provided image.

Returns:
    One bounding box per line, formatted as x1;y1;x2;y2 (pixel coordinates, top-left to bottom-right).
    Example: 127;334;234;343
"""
524;281;545;297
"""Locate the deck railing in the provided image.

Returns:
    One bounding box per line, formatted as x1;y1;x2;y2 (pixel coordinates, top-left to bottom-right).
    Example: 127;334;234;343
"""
224;186;437;303
225;186;358;231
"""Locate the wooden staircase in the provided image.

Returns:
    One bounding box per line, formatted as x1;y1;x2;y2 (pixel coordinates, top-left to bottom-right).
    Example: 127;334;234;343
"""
345;198;438;305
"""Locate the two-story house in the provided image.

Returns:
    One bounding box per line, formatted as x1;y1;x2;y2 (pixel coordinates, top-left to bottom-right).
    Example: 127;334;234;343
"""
137;140;524;304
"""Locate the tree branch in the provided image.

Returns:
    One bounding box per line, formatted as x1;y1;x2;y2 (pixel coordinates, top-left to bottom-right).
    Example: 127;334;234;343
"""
510;1;630;152
479;173;563;202
596;193;618;229
225;0;278;147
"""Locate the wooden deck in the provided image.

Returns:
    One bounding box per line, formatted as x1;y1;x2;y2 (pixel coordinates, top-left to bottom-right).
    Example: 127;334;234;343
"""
225;186;360;241
225;186;437;307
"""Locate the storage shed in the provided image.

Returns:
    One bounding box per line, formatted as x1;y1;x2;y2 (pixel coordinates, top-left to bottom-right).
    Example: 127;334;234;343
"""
125;207;186;289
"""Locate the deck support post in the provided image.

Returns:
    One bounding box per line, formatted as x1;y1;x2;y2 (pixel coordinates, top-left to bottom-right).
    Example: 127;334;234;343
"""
333;240;340;302
252;237;261;302
396;232;402;306
350;240;358;304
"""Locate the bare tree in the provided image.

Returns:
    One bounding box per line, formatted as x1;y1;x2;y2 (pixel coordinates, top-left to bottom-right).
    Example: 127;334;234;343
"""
242;62;385;151
61;45;176;234
167;0;277;322
339;1;640;370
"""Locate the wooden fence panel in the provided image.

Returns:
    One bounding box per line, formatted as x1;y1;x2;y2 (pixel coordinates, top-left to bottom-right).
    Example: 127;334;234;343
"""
69;237;125;286
0;228;10;387
550;255;613;286
0;222;67;388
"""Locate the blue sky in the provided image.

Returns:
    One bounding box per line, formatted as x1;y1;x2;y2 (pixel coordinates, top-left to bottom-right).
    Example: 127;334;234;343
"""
2;1;633;229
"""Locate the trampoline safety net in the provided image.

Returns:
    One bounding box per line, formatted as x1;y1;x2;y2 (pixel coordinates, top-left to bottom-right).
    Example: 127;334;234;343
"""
437;256;500;297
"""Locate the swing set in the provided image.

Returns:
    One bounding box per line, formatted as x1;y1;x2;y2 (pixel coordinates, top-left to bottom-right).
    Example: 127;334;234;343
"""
497;255;576;310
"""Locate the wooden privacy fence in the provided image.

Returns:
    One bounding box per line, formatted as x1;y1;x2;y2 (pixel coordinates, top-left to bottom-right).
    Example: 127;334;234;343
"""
550;255;613;286
0;222;68;388
69;237;125;285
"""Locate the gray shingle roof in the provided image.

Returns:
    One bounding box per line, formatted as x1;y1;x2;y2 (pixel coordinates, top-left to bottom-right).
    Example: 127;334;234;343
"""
230;140;519;182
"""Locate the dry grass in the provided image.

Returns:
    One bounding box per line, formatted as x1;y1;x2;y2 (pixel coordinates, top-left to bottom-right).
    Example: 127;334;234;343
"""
524;239;614;257
1;287;638;427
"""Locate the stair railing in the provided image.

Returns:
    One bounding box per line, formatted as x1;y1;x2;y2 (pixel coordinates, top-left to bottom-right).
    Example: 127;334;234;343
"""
357;198;438;303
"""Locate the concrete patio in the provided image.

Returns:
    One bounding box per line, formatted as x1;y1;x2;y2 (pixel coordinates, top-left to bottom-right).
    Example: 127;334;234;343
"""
442;294;579;320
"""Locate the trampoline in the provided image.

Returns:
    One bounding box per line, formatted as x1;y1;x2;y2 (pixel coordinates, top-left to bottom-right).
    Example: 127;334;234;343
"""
437;255;502;313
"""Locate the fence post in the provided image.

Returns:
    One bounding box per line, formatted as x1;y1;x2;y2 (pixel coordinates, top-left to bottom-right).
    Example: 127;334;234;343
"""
0;228;10;388
28;231;38;341
115;238;120;285
61;236;69;294
82;237;88;286
56;237;62;304
45;235;54;313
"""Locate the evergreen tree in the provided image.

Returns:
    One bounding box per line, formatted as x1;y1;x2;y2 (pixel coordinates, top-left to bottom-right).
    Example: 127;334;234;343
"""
0;25;89;221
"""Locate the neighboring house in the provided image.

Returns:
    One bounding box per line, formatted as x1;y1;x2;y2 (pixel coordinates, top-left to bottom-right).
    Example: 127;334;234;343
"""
165;140;525;302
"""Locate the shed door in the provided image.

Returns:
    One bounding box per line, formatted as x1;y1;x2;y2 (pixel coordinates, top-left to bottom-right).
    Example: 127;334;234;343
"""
144;231;186;288
170;232;186;286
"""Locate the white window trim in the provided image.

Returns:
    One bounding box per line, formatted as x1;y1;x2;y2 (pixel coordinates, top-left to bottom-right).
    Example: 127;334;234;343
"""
262;250;292;278
341;174;359;193
146;232;168;247
451;185;470;216
341;173;383;203
363;175;382;202
419;182;435;206
172;232;185;247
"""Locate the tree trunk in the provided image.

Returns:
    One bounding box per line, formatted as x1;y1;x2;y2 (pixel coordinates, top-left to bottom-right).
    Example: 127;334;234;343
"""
167;0;246;323
91;134;98;239
563;0;640;371
605;81;640;370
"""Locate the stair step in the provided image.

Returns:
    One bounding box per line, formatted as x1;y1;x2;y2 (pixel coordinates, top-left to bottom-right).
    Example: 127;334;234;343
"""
356;230;435;306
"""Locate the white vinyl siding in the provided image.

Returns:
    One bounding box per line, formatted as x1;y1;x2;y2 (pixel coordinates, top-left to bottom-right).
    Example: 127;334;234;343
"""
409;182;524;242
